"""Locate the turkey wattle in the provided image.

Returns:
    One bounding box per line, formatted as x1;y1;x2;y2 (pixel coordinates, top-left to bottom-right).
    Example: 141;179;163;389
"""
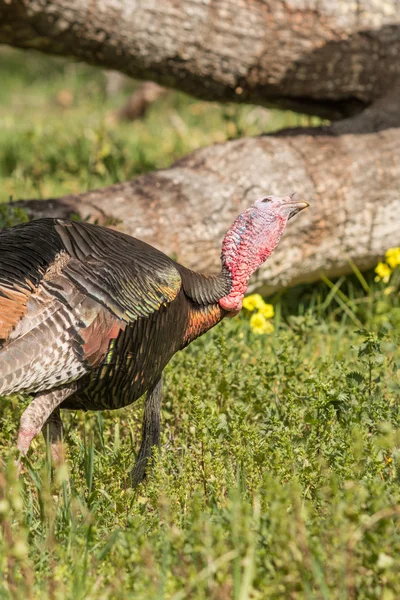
0;194;308;484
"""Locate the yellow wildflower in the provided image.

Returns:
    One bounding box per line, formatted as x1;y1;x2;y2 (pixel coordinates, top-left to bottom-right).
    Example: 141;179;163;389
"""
250;313;266;334
250;313;275;335
374;262;392;283
259;303;274;319
385;247;400;269
242;294;265;312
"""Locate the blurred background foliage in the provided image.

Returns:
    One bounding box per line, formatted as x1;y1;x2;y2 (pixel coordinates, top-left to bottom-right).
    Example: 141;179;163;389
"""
0;47;321;200
0;47;399;600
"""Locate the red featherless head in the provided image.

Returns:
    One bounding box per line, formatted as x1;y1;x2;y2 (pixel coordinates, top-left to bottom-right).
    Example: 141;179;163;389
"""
219;194;309;312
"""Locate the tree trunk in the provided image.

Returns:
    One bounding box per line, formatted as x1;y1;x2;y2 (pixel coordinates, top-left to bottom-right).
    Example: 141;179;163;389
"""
1;0;400;120
15;125;400;294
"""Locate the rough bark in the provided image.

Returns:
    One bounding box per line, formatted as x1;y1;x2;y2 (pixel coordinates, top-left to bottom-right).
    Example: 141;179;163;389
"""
14;125;400;294
1;0;400;120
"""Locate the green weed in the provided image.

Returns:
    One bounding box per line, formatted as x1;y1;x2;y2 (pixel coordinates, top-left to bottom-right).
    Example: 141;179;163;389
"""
0;296;399;599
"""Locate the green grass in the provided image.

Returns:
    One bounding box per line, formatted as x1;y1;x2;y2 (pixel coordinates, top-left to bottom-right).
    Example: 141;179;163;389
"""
0;47;321;201
0;49;400;599
1;289;399;599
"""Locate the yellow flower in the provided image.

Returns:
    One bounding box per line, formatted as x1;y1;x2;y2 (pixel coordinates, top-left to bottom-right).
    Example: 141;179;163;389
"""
250;312;266;333
374;262;392;283
259;303;274;319
250;313;275;335
385;247;400;269
242;294;265;312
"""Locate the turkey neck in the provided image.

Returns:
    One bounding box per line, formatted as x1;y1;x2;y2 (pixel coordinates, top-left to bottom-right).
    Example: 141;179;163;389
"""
176;266;232;347
176;264;231;306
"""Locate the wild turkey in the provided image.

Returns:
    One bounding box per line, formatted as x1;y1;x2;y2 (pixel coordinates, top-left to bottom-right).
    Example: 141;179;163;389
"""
0;195;308;484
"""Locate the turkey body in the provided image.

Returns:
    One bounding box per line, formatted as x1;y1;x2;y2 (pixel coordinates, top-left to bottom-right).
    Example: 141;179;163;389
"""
0;219;229;412
0;194;309;483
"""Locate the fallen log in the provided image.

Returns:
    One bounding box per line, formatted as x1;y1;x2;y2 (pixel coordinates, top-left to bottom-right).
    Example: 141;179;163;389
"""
14;126;400;294
1;0;400;120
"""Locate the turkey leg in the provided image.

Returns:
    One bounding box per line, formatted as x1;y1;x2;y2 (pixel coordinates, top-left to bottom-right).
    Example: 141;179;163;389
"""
17;383;76;467
131;377;163;487
42;407;65;464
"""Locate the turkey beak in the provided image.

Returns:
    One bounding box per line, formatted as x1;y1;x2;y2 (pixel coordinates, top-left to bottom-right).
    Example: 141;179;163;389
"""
285;196;309;220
